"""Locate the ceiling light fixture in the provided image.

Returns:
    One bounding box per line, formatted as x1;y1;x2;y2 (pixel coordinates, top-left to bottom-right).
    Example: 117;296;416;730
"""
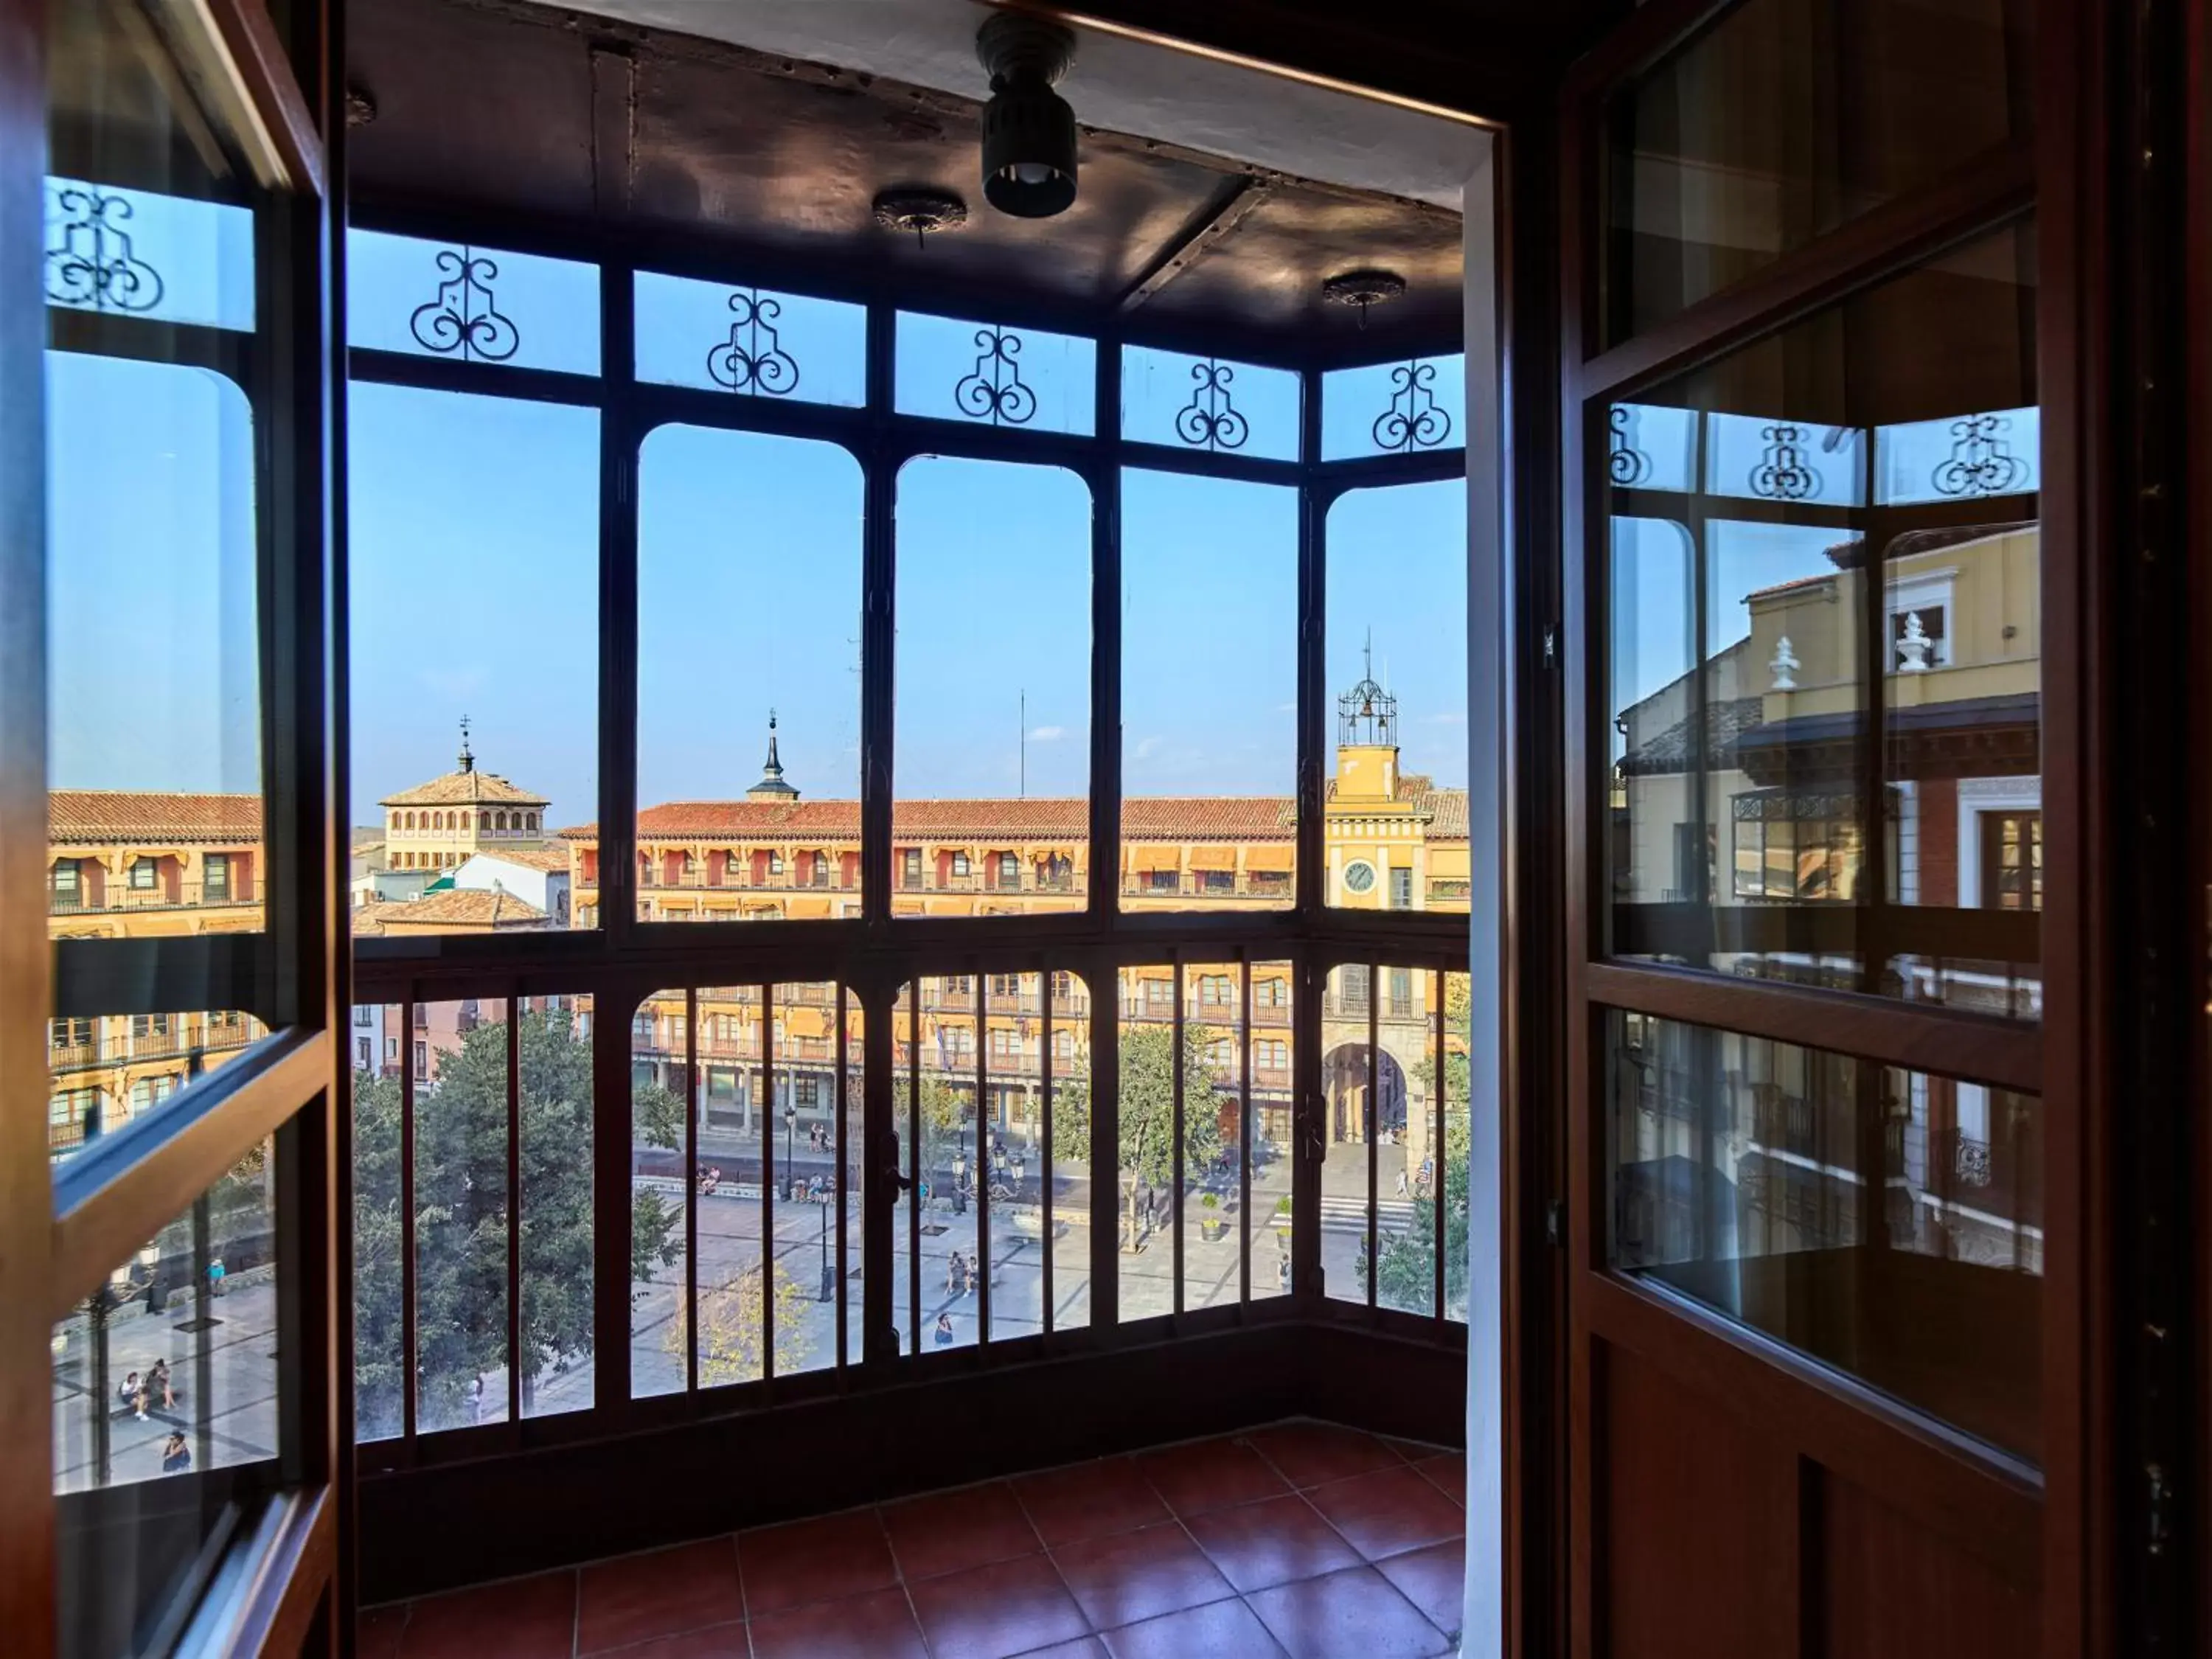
1322;268;1408;330
976;13;1078;220
873;187;970;250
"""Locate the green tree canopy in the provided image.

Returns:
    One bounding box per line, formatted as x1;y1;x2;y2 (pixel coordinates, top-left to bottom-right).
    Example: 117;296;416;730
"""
1379;979;1472;1313
1051;1020;1228;1249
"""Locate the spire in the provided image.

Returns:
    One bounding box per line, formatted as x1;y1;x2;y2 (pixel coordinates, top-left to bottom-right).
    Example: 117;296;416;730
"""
458;715;474;774
747;709;800;801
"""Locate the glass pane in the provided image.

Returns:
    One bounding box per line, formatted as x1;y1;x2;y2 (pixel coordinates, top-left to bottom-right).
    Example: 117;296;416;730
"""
1322;965;1376;1309
1121;470;1298;911
347;229;600;374
841;990;866;1366
1607;1009;2042;1461
1441;973;1471;1323
1603;0;2034;342
908;978;980;1352
984;971;1046;1341
48;1010;265;1166
637;426;863;923
1325;480;1469;911
1600;222;2039;1017
1046;971;1093;1331
1182;962;1241;1312
894;459;1091;917
1321;355;1467;461
519;995;593;1417
635;271;865;404
52;1135;282;1658
413;998;509;1433
894;312;1096;434
1374;967;1440;1318
48;354;262;937
1121;345;1300;460
768;982;842;1378
894;984;917;1354
349;383;597;933
45;175;253;330
630;991;688;1400
1248;962;1295;1302
694;988;764;1388
1115;967;1176;1324
352;1007;404;1441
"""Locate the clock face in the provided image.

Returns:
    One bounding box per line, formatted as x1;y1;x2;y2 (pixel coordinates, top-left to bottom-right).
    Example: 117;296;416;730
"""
1343;860;1377;894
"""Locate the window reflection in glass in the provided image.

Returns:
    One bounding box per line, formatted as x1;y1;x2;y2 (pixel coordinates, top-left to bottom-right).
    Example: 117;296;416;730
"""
894;459;1091;917
1607;1009;2042;1462
49;1010;265;1168
638;427;863;923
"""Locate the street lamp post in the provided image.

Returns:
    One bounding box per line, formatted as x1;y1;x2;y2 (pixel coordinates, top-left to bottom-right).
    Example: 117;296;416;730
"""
783;1101;796;1198
818;1191;833;1301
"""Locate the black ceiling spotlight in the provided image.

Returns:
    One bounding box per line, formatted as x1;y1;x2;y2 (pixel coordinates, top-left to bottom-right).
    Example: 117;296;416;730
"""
1322;269;1408;330
976;12;1078;219
873;187;969;251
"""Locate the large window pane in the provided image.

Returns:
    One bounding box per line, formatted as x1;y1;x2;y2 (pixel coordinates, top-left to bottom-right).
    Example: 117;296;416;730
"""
1325;480;1469;911
412;999;509;1433
637;426;863;923
630;991;689;1400
1603;0;2034;342
1121;471;1298;911
1607;1009;2042;1462
48;353;262;939
767;982;844;1378
984;972;1046;1340
1601;222;2039;1018
519;996;594;1417
1046;971;1093;1332
1321;965;1377;1309
894;459;1091;917
1114;967;1178;1324
349;384;597;936
352;1011;405;1442
694;988;765;1388
893;978;981;1352
1248;962;1295;1303
1181;962;1241;1312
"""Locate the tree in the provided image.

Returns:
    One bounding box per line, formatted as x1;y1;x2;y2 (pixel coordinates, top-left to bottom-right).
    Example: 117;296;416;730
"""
350;1007;683;1436
914;1072;971;1186
1051;1021;1226;1252
1378;978;1472;1312
680;1259;815;1385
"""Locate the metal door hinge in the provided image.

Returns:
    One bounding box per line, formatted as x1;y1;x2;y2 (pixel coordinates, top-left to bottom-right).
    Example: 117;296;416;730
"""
1542;625;1557;667
1545;1199;1563;1246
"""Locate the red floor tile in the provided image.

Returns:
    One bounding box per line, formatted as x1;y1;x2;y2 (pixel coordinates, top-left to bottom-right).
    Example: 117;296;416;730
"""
589;1624;751;1658
398;1570;577;1659
1375;1539;1466;1636
1246;1422;1404;1489
1246;1566;1455;1659
577;1537;745;1653
881;1481;1043;1582
1012;1458;1172;1547
1133;1437;1289;1517
1099;1597;1289;1659
747;1585;928;1659
1181;1495;1362;1593
1413;1452;1464;1505
1050;1521;1235;1630
1302;1466;1465;1562
739;1509;899;1617
906;1553;1092;1659
358;1603;409;1659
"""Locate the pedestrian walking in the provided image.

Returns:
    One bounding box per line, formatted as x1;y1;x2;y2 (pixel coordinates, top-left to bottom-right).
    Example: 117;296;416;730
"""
161;1433;192;1475
150;1358;175;1411
1394;1168;1410;1200
470;1374;488;1423
947;1251;967;1297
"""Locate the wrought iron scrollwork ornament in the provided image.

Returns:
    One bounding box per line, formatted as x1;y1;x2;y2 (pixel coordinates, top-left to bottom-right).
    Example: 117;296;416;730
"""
44;186;164;314
408;247;520;362
1932;412;2029;498
1175;360;1248;451
707;288;800;396
955;327;1037;426
1608;405;1652;487
1374;361;1453;453
1750;422;1817;501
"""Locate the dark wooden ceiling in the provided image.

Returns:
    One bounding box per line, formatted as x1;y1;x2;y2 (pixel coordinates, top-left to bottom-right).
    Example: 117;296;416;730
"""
346;0;1467;352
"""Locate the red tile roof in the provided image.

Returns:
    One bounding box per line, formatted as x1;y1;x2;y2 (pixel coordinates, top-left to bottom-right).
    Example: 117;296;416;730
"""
380;768;548;808
353;888;550;932
462;846;571;874
49;790;262;845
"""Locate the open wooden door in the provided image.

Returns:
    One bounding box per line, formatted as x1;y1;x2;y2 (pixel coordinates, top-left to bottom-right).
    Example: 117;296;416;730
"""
1556;1;2102;1654
1;0;344;1650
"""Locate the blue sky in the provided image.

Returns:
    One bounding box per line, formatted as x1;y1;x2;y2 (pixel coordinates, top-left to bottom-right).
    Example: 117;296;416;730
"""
49;231;1473;830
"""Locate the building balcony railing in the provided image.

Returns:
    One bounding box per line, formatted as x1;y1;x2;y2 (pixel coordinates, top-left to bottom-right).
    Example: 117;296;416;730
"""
49;879;257;916
1119;873;1293;900
47;1024;259;1075
639;869;853;892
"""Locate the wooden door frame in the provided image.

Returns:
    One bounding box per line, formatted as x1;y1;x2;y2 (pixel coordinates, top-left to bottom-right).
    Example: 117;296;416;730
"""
1553;1;2115;1655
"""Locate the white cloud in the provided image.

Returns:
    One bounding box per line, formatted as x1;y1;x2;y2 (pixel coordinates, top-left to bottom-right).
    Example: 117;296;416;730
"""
1274;701;1297;714
1133;734;1164;762
1029;725;1065;742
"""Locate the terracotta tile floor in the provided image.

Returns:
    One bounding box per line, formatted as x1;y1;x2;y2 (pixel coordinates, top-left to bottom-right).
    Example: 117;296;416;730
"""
360;1420;1465;1659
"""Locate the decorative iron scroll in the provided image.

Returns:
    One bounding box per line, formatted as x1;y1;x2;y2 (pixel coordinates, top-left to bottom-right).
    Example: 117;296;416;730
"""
1932;413;2029;498
1607;405;1652;486
408;247;519;362
707;288;800;396
955;327;1037;425
44;186;164;314
1749;422;1816;501
1175;359;1249;451
1374;361;1453;453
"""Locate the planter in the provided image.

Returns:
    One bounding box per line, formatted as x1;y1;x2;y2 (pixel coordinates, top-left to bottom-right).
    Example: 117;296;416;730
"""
1199;1218;1228;1243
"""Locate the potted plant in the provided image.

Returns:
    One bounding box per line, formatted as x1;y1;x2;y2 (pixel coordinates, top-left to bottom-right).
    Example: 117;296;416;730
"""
1198;1190;1227;1242
1272;1194;1293;1233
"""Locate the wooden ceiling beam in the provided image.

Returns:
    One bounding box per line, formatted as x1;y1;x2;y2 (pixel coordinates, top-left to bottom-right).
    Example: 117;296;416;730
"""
1115;174;1275;314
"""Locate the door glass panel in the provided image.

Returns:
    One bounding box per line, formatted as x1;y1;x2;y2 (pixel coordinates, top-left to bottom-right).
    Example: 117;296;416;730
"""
518;995;593;1417
1046;971;1093;1331
629;991;689;1400
411;999;509;1433
1180;962;1242;1312
1248;962;1296;1302
693;987;765;1388
1602;0;2035;343
768;982;843;1379
638;427;863;923
1607;1009;2042;1462
1601;221;2039;1018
